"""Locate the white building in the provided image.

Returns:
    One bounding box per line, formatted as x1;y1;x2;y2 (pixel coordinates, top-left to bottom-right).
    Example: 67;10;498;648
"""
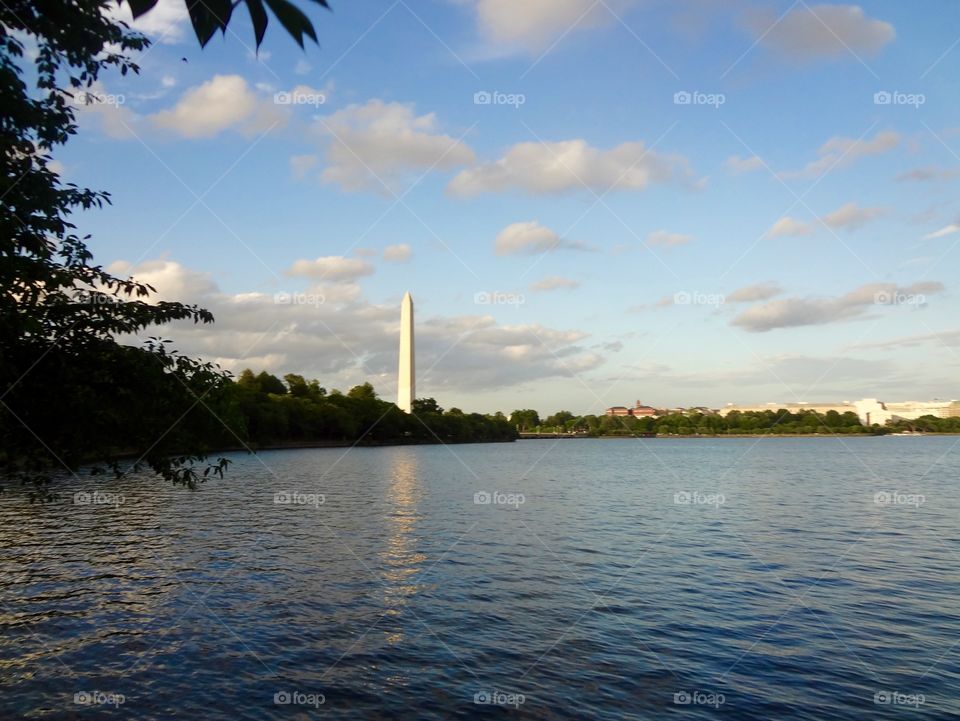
720;398;960;426
853;398;960;426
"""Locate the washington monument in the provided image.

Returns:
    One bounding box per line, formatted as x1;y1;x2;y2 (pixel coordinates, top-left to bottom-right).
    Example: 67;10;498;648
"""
397;292;415;413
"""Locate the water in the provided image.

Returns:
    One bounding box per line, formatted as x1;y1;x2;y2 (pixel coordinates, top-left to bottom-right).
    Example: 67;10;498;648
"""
1;437;959;720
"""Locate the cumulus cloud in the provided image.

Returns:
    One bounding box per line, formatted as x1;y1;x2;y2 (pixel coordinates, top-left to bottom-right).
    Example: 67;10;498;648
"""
765;216;813;239
107;0;189;44
727;282;783;303
107;259;217;300
725;154;765;174
821;201;886;230
474;0;624;52
108;258;604;396
647;229;693;247
732;281;945;332
448;139;694;197
494;221;591;255
314;99;474;193
151;75;285;138
530;276;580;292
784;130;900;179
286;256;375;282
72;83;140;139
749;4;894;62
383;244;412;263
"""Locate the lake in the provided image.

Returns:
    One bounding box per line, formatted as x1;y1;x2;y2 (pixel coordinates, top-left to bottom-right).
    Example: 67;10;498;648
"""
1;438;958;719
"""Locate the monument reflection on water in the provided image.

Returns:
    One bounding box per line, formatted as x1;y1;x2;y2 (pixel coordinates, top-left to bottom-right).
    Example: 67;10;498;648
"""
381;449;427;640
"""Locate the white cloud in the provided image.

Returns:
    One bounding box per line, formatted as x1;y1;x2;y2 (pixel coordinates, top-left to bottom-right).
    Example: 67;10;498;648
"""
107;259;216;300
821;201;886;230
449;139;694;197
494;221;591;256
765;216;814;239
72;82;140;139
896;166;959;183
107;0;189;44
286;256;375;282
530;276;580;292
315;100;475;193
784;130;900;179
161;75;177;88
727;282;783;303
383;244;412;263
294;59;312;75
725;154;765;174
474;0;624;52
750;4;894;62
732;281;944;332
923;224;960;240
848;329;960;351
647;229;693;247
109;258;604;396
151;75;285;139
290;154;319;180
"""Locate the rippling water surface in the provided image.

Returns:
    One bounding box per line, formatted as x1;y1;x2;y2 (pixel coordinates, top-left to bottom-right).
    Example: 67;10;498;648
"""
2;438;959;719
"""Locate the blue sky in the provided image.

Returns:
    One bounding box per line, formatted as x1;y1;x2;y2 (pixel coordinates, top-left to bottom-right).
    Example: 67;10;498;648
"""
59;0;960;414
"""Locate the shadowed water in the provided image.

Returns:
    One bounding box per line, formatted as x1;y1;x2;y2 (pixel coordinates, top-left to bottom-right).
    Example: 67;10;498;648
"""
1;438;959;719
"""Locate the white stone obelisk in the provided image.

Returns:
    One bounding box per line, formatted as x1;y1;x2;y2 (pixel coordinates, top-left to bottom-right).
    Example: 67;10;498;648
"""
397;292;415;413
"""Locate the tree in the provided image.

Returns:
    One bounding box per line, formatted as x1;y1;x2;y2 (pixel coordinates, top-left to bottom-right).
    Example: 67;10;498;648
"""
412;398;442;414
0;1;333;493
347;382;377;401
545;410;574;427
256;371;286;395
510;409;540;430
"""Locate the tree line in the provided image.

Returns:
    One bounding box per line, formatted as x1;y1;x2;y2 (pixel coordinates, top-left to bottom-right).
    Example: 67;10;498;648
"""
223;370;517;446
509;408;892;435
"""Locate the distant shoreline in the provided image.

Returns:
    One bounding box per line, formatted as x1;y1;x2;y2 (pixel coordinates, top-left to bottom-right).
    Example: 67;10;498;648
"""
518;433;953;439
184;437;517;456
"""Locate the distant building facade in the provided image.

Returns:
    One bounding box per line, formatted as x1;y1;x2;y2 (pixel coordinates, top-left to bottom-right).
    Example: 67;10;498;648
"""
719;398;960;426
605;400;659;417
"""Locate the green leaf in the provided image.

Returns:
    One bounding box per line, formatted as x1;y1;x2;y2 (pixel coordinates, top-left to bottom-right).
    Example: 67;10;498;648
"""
264;0;318;48
125;0;160;19
244;0;270;49
186;0;234;47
